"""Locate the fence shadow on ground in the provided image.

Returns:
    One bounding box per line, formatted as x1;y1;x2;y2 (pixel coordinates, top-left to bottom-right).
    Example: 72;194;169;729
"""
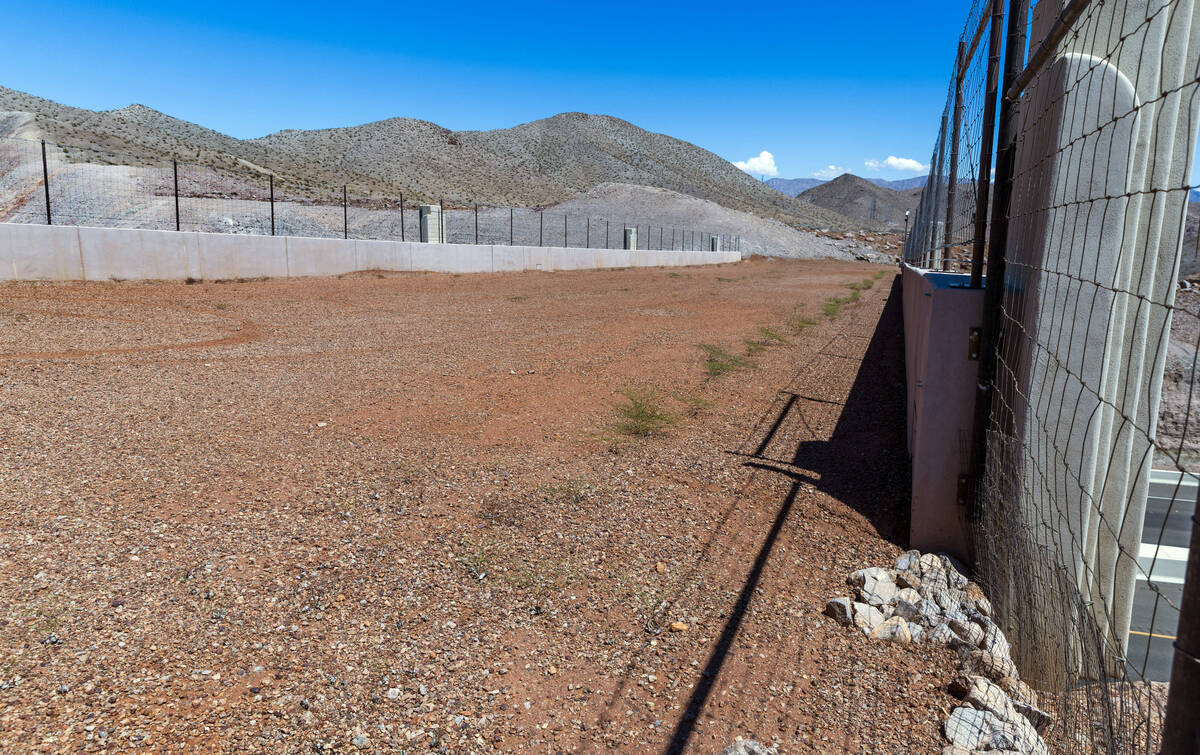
666;277;911;752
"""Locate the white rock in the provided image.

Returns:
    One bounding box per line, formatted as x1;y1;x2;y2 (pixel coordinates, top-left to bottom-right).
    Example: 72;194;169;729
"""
919;553;946;576
928;623;958;645
896;587;922;604
824;597;853;626
870;616;912;644
907;622;925;644
964;677;1020;724
895;549;922;572
982;625;1011;658
950;617;985;647
944;706;999;750
847;567;894;587
852;602;885;634
857;576;899;607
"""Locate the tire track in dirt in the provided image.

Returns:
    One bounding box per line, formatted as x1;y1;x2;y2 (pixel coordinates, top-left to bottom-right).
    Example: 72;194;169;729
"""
0;294;260;360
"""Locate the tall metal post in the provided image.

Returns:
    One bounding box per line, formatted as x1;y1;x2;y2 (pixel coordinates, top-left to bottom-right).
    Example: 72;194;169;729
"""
563;214;568;247
586;218;590;248
269;174;275;236
1163;493;1200;751
968;0;1004;288
173;160;181;232
539;211;544;246
475;205;479;244
509;208;514;246
343;185;348;240
400;192;406;241
606;219;610;249
41;140;51;225
440;199;445;243
944;40;966;271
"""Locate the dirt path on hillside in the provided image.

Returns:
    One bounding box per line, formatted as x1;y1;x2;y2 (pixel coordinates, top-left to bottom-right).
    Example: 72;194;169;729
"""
0;259;956;752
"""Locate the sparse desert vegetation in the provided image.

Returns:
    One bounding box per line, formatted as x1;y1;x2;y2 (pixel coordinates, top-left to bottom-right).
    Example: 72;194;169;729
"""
0;258;937;752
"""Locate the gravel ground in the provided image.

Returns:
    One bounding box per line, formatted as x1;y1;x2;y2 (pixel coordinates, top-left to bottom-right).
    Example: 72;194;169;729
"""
0;259;957;752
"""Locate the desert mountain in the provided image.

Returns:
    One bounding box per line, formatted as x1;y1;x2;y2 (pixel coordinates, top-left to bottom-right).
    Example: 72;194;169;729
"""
795;174;922;231
0;86;858;230
767;174;927;198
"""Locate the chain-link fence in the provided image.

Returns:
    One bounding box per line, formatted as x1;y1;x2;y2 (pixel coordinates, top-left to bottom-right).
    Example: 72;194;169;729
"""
907;0;1200;751
0;135;740;253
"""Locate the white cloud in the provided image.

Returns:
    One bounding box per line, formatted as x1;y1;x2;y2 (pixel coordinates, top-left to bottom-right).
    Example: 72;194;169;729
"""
865;156;929;173
812;165;846;179
733;150;779;177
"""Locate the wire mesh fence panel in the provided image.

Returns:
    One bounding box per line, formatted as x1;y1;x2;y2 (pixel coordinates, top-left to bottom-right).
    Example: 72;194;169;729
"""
271;177;344;239
176;161;272;236
345;193;405;241
44;143;173;230
964;0;1200;752
0;137;49;224
906;0;996;272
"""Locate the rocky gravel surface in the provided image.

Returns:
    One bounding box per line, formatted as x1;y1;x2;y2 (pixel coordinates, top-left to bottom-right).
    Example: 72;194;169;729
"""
1;258;958;751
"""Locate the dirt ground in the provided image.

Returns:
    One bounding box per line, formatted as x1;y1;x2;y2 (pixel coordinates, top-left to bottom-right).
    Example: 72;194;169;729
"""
0;258;958;753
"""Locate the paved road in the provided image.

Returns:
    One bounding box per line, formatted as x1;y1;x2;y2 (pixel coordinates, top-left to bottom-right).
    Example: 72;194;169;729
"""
1127;468;1194;682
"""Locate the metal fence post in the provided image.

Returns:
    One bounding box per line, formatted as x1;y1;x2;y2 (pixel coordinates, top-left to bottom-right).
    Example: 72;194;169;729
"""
343;185;348;240
440;199;445;244
509;208;513;246
606;219;610;248
173;160;181;232
586;217;590;248
1162;496;1200;751
41;140;51;225
475;205;479;244
563;214;568;247
944;40;966;271
539;211;544;246
968;0;1003;288
400;193;406;241
269;174;275;236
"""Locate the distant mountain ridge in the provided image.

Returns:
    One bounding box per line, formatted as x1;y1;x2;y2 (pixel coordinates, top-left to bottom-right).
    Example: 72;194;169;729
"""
793;174;923;231
767;174;926;197
0;85;860;230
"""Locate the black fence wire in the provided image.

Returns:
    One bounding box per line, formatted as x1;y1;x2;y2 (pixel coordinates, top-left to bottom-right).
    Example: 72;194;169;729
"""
0;136;740;254
908;0;1200;751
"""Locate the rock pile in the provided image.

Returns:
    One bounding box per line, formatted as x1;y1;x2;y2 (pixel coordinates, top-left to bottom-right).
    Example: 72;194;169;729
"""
823;550;1052;755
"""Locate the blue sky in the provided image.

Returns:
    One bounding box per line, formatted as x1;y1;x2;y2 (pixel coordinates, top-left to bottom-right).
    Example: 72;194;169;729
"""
1;0;972;181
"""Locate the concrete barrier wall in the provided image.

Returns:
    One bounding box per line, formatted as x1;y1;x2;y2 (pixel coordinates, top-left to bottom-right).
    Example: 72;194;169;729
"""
0;223;741;282
901;263;984;561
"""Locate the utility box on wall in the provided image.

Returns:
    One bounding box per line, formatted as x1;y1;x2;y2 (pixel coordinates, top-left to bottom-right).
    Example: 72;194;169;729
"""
901;263;984;561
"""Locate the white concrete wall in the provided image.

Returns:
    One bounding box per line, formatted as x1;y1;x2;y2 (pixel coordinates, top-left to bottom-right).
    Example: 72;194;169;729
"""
0;223;741;282
902;263;984;562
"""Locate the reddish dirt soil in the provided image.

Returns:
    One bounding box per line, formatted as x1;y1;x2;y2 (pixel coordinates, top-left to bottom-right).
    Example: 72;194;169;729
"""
0;258;958;753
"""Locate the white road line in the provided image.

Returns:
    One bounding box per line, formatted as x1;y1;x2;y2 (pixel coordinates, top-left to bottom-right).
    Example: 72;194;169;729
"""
1137;542;1189;584
1139;543;1190;561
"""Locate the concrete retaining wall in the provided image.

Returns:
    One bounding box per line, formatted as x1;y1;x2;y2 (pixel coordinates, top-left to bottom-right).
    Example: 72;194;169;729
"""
0;222;741;282
901;263;984;562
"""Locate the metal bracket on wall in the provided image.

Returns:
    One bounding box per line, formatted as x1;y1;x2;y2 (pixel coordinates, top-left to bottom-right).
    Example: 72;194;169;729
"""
968;327;982;360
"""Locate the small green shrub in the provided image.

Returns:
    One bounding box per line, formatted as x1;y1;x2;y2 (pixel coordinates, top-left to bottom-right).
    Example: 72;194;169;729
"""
699;344;753;377
613;387;677;437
